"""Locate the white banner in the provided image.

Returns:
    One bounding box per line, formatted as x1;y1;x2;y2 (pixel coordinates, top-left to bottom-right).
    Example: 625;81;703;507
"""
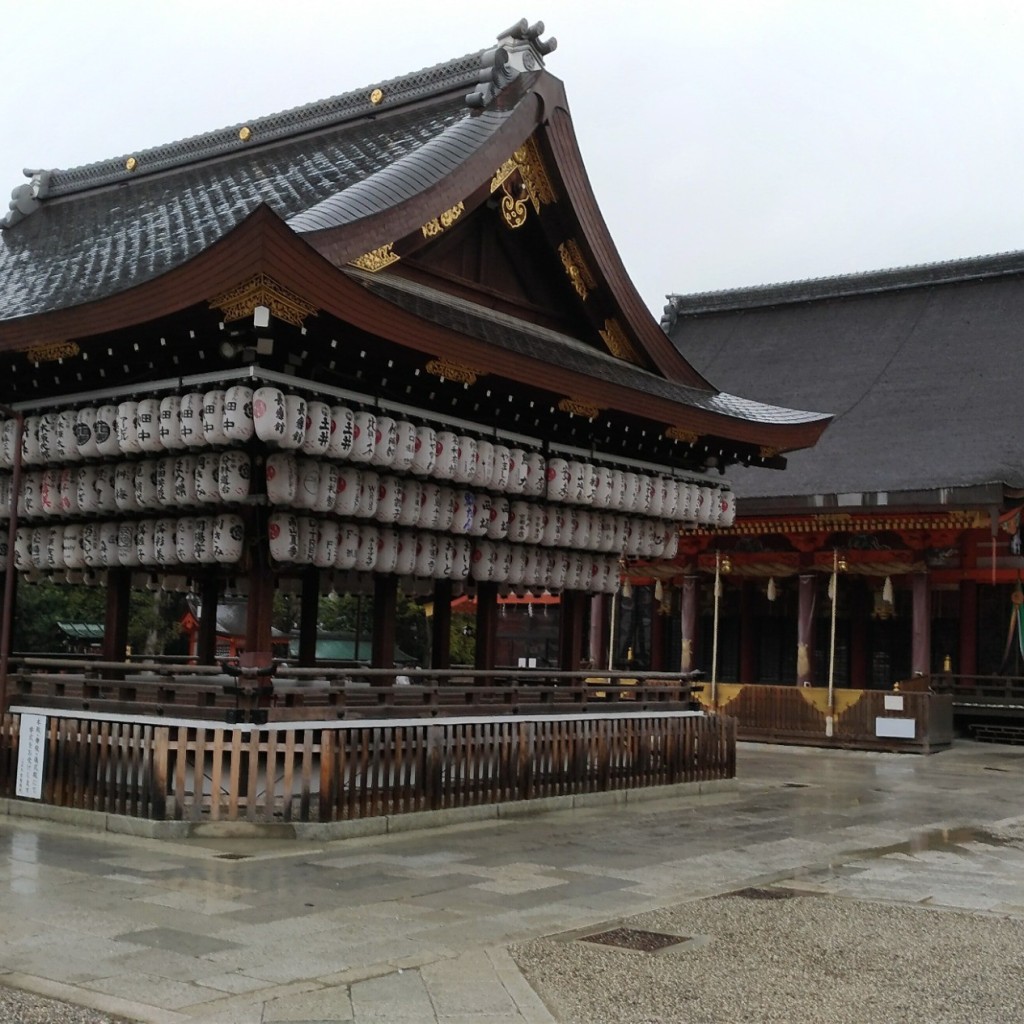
15;713;47;800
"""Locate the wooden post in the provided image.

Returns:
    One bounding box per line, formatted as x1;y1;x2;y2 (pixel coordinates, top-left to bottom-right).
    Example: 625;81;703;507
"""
196;574;220;665
559;590;585;672
298;567;319;667
588;593;606;668
959;578;977;677
739;579;755;683
475;581;499;674
650;595;666;671
372;574;398;676
796;572;817;687
849;578;869;689
432;579;452;670
681;574;700;673
911;570;931;677
103;567;131;662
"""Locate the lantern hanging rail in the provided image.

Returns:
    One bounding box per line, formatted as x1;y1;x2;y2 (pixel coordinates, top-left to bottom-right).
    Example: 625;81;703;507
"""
7;365;728;484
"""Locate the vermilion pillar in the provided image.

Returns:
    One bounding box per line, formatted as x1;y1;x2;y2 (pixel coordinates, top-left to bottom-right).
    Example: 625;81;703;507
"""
680;574;700;673
911;571;931;677
796;573;817;687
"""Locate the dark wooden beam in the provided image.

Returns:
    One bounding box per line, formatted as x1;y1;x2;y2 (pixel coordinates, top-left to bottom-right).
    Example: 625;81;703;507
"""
372;575;398;678
196;575;220;666
475;582;499;674
103;568;131;662
298;567;319;667
431;580;452;671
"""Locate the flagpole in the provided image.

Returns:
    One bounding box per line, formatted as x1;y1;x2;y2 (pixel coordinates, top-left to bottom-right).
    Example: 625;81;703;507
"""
711;551;721;707
827;549;838;738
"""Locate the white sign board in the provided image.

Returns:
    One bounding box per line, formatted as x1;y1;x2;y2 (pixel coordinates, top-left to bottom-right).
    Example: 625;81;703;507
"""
16;713;47;799
884;694;904;711
875;716;915;740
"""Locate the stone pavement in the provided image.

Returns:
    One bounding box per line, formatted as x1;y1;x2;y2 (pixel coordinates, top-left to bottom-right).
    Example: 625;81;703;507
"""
1;740;1022;1023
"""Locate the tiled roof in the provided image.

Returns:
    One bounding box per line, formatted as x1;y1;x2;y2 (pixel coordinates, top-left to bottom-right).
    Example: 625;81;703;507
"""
666;267;1024;499
357;272;828;428
0;49;499;322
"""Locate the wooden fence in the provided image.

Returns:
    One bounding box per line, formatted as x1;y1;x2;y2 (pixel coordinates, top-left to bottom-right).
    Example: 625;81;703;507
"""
0;708;734;823
694;683;952;753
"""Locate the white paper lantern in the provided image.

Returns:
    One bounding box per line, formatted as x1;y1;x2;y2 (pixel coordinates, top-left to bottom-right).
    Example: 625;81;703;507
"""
223;386;254;443
718;488;736;527
135;399;162;453
394;531;418;576
268;512;299;562
21;416;42;466
412;425;437;476
350;411;376;463
334;468;361;517
507;501;531;544
94;405;121;457
200;391;227;446
392;421;418;472
153;518;179;565
435;487;457;532
315;462;339;513
113;401;140;454
415;483;441;530
661;527;680;560
371;416;398;467
356;470;380;519
253;387;287;443
431;431;459;480
527;504;546;546
397;479;422;527
470;492;493;536
550;550;571;590
375;476;403;524
13;527;33;570
154;457;174;506
134;459;161;509
213;513;245;563
281;395;307;451
57;410;80;461
335;523;361;570
301;401;331;456
661;479;681;520
376;528;400;574
327;406;356;459
135;520;156;566
314;518;339;568
507;545;528;585
541;506;564;547
39;469;59;516
43;525;64;569
158;395;183;450
62;524;84;569
524;547;546;588
194;516;218;564
450;537;471;579
117;523;140;566
451;491;475;534
434;535;456;579
36;413;56;464
0;419;18;467
294;458;321;510
524;452;546;498
265;452;298;506
491;445;512;493
355;524;379;572
414;533;439;577
506;448;528;494
470;540;498;581
219;451;251;503
172;455;200;508
454;435;478;484
194;453;220;504
623;473;643;514
696;485;714;525
473;441;496;490
113;464;139;512
487;495;510;539
97;521;120;567
295;516;317;565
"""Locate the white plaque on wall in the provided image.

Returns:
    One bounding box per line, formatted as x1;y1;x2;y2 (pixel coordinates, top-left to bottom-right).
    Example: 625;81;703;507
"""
16;713;47;799
884;695;904;711
875;717;915;740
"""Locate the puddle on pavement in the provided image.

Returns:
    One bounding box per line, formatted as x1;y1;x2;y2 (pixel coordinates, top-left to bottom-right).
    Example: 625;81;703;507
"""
834;827;1017;866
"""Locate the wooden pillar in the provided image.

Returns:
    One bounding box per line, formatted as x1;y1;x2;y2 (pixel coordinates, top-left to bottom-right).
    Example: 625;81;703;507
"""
959;578;978;677
559;590;586;672
372;574;398;676
103;567;131;662
739;579;756;683
588;594;606;668
431;579;452;670
649;596;666;671
298;567;319;667
680;574;700;673
911;570;931;677
796;572;817;687
849;578;870;689
196;574;220;665
474;581;499;674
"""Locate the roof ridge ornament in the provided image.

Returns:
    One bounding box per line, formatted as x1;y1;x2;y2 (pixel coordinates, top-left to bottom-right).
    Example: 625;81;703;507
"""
1;169;52;230
466;18;557;109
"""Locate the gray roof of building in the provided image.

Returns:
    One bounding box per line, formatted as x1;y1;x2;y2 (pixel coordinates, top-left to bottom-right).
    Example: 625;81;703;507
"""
0;35;543;323
665;262;1024;501
357;272;828;428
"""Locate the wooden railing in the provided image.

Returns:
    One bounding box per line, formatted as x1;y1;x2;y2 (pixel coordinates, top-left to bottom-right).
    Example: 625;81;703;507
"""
928;674;1024;715
6;656;701;722
694;683;953;753
0;708;734;823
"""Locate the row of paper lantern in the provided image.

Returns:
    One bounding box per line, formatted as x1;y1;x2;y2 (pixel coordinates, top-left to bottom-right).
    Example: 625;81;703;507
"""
0;457;733;536
267;515;625;592
0;392;732;521
13;515;246;571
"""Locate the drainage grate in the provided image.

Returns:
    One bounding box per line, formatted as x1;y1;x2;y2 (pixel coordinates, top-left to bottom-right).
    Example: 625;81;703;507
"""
214;853;252;860
726;886;798;900
782;782;809;788
581;927;688;952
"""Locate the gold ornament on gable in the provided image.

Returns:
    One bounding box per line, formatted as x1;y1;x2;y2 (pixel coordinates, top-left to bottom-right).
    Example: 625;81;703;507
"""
348;243;400;273
425;358;481;385
599;318;643;365
209;273;318;327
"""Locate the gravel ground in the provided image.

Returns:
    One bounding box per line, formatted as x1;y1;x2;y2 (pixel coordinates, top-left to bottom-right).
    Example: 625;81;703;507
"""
510;891;1024;1024
0;987;132;1024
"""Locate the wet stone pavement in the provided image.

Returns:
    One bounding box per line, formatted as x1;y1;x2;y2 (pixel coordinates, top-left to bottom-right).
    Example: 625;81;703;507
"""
0;740;1022;1022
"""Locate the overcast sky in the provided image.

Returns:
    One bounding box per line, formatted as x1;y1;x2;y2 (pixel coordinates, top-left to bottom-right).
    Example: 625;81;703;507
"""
3;1;1023;315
